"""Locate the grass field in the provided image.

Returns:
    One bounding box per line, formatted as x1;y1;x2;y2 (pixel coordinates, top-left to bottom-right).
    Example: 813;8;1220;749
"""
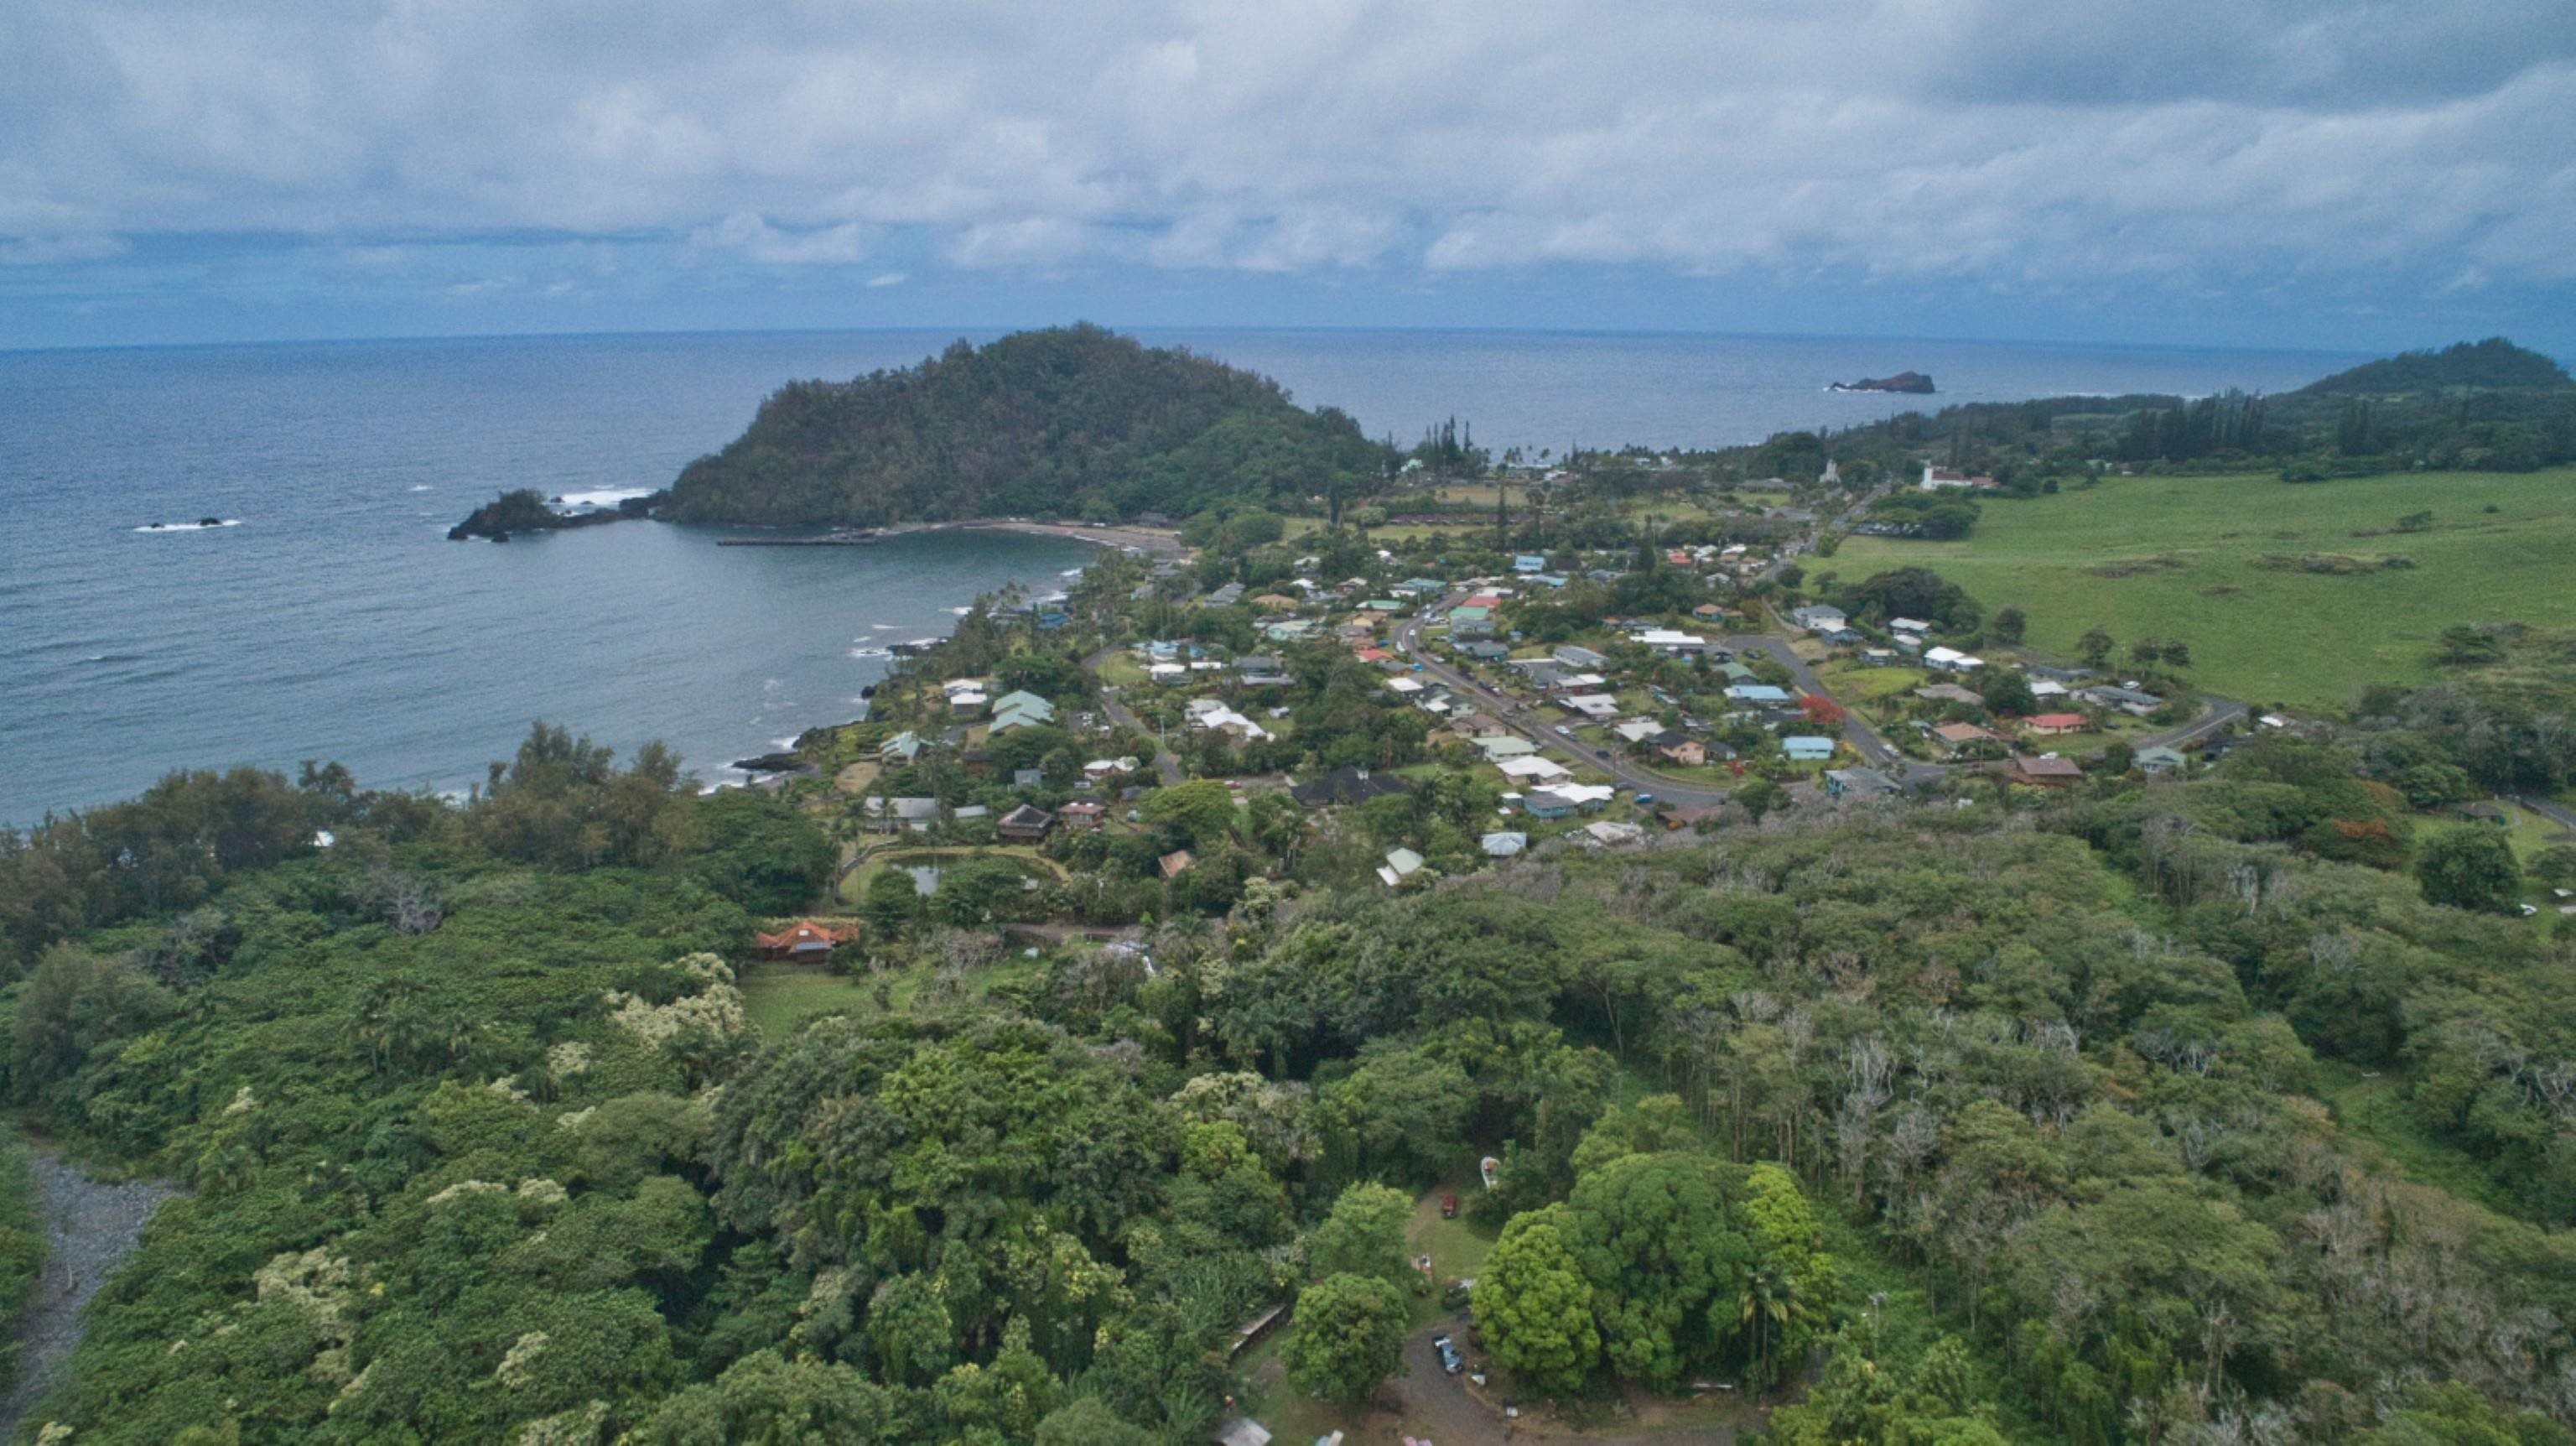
740;963;877;1037
1835;466;2576;712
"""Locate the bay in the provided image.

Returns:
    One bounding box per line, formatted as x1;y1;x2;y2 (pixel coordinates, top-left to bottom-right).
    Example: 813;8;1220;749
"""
0;326;2363;826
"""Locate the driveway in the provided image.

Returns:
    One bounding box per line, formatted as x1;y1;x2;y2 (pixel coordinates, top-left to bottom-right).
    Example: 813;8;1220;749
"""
1375;1316;1744;1445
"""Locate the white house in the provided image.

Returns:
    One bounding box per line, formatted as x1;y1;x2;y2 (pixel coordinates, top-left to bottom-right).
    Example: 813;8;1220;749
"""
1561;694;1622;720
1923;646;1985;674
1497;755;1572;783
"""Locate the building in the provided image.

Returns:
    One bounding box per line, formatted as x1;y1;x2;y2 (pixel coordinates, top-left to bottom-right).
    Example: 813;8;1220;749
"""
1561;693;1622;720
1377;848;1426;887
1291;765;1410;808
1611;720;1664;745
989;690;1057;732
1634;629;1708;653
1012;767;1046;789
1783;736;1836;762
1789;605;1846;632
1920;464;2001;491
2078;684;2163;716
1887;616;1935;635
1498;755;1573;784
1727;684;1794;705
1514;554;1547;573
1158;850;1196;880
1059;800;1108;830
1582;820;1647;848
996;804;1056;841
2023;712;2090;736
1482;831;1529;857
1460;640;1511;662
1450;713;1509;739
1922;646;1985;674
1656;737;1707;767
880;731;926;765
1478;736;1540;761
1826;767;1899;800
2135;746;2188;776
753;919;860;961
1553;645;1610;669
2012;756;2085;787
1931;721;2002;753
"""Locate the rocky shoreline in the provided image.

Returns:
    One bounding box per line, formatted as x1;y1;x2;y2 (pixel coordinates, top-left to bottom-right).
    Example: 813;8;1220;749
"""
0;1152;180;1438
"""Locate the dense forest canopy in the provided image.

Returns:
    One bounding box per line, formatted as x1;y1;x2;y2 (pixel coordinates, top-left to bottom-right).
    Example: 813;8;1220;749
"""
661;325;1392;527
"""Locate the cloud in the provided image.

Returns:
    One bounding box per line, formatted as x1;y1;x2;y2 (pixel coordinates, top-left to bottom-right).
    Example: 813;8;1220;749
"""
865;272;907;288
0;0;2568;309
686;212;871;265
0;233;129;265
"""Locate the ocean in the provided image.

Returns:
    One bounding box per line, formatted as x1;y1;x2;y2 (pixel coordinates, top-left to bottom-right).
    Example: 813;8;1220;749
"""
0;326;2365;826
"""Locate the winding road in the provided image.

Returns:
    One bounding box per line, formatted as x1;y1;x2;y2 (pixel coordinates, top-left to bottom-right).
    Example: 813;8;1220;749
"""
1083;643;1187;787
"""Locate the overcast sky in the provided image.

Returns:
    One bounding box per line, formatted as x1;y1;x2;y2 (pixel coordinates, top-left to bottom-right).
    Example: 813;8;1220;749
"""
3;0;2572;352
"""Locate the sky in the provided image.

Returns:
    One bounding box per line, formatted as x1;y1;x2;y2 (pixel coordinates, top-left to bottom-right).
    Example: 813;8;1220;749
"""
3;0;2573;355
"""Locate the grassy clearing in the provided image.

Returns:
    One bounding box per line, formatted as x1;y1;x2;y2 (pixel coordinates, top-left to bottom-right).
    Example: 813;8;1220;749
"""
2316;1060;2525;1216
1835;466;2576;713
738;963;878;1038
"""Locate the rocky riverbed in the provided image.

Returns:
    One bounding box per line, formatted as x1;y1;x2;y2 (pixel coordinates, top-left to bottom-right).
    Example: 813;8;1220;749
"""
0;1151;179;1438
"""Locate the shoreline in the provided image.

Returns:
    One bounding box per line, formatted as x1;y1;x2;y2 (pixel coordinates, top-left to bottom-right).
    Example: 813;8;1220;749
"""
928;518;1190;556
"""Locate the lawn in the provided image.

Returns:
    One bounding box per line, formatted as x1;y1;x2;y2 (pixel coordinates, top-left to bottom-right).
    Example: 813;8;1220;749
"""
739;963;877;1038
1834;466;2576;713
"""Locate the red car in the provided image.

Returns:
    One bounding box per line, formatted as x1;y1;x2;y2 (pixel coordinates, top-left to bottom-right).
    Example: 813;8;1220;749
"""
1441;1194;1459;1219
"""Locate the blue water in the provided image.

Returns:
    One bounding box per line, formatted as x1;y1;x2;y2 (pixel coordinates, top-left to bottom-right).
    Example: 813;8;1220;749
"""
0;327;2363;825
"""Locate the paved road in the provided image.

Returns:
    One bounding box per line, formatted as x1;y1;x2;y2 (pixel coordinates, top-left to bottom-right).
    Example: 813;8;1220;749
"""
1083;644;1187;787
2139;697;2250;750
2506;793;2576;833
1390;605;1737;808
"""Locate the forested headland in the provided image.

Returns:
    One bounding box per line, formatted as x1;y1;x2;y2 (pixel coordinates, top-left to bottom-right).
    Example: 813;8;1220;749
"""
659;325;1394;528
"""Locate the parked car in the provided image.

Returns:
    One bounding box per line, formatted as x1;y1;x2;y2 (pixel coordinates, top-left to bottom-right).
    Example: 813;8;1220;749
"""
1593;748;1610;759
1441;1194;1459;1219
1433;1335;1463;1375
1633;793;1655;806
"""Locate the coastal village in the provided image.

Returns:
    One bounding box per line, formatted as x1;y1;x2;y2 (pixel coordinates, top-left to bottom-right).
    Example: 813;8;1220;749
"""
761;453;2246;947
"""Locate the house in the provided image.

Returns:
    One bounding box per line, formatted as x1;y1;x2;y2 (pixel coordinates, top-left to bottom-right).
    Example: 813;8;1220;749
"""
1634;629;1707;653
989;690;1057;732
1450;713;1509;739
1920;464;2000;491
1858;648;1900;668
1461;641;1511;662
1717;661;1758;684
2023;712;2090;736
2077;684;2162;715
1922;647;1985;674
1561;694;1622;720
1656;804;1728;831
880;731;926;765
1887;616;1935;636
1498;755;1573;784
1932;721;2002;752
1782;736;1836;762
1291;766;1410;808
1583;820;1648;848
1249;593;1300;611
997;804;1056;841
1147;662;1187;683
2012;756;2085;787
1520;791;1578;819
1386;676;1427;697
1482;830;1529;857
754;919;860;961
1727;684;1794;705
1395;577;1448;596
862;797;943;832
1790;605;1846;632
1060;800;1108;830
1656;738;1707;767
1158;850;1196;880
2458;801;2511;826
1478;735;1540;761
1234;655;1282;676
1514;554;1548;573
1826;767;1899;800
945;685;989;716
1918;682;1983;706
1012;767;1046;789
1536;783;1615;810
1215;1417;1273;1446
1377;848;1426;887
1553;645;1610;669
1083;756;1140;781
2135;746;2188;776
1611;720;1665;745
1203;582;1246;607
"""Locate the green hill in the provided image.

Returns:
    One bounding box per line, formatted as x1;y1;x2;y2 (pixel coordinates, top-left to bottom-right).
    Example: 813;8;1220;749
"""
662;324;1391;527
2297;337;2573;396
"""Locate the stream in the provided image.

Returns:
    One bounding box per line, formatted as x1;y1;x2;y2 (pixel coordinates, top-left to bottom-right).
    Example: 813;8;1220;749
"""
0;1151;180;1438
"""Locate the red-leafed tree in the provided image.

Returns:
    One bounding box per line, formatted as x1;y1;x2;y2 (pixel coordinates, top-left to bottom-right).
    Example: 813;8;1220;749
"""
1799;694;1846;726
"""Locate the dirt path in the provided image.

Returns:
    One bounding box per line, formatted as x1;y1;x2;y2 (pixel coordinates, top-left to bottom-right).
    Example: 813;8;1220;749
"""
1374;1319;1753;1444
0;1151;180;1438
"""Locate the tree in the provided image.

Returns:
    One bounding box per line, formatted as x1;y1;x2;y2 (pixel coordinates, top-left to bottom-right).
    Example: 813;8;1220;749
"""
1474;1204;1600;1396
1562;1152;1750;1390
1977;668;2037;719
1736;778;1787;824
1036;1397;1159;1446
1141;781;1238;850
1282;1273;1409;1403
2078;627;2114;668
637;1350;892;1444
1307;1183;1412;1285
1990;606;2026;644
2418;828;2522;913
